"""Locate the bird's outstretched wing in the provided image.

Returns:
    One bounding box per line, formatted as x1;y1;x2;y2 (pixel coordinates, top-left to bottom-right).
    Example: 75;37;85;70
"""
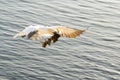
54;26;85;38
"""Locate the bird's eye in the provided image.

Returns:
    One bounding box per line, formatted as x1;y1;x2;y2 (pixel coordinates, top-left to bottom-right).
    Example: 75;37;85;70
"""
21;35;26;37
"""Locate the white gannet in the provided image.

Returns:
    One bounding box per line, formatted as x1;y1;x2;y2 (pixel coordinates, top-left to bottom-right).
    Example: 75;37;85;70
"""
13;25;85;48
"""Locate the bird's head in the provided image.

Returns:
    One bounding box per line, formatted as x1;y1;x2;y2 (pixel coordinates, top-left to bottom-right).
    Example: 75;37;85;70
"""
13;31;26;38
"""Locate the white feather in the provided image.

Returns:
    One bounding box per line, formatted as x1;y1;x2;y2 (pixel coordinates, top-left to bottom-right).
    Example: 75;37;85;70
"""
40;34;53;43
22;25;40;35
23;25;61;35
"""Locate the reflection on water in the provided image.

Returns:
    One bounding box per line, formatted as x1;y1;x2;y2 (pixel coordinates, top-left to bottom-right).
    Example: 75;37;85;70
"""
0;0;120;80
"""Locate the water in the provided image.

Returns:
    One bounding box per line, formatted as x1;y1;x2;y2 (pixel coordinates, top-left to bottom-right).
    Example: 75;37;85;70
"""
0;0;120;80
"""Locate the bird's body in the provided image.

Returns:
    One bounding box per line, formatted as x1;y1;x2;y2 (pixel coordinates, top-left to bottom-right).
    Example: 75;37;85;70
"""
14;25;85;47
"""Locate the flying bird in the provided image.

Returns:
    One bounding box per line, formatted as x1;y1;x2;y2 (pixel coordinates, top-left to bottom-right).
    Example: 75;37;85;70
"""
13;25;85;48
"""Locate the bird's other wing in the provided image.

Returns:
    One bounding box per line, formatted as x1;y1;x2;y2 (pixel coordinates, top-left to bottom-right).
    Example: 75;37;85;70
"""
53;26;85;38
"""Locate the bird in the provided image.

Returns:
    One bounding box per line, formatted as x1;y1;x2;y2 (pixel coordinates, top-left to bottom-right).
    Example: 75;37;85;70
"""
13;25;85;48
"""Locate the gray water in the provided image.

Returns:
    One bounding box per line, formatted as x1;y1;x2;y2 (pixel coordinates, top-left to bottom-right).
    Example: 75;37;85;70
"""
0;0;120;80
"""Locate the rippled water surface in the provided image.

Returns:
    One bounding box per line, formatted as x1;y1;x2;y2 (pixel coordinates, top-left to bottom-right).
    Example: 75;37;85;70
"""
0;0;120;80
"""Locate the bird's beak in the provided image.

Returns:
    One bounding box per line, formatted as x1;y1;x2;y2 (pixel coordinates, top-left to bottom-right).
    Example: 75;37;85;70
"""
13;32;26;38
